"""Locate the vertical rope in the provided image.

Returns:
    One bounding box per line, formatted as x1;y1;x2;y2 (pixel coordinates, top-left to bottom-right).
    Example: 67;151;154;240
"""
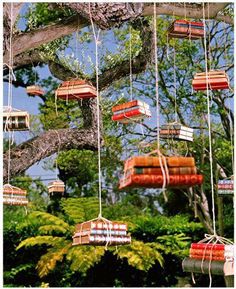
207;3;212;71
7;3;14;184
202;3;216;236
89;4;102;217
153;4;160;149
153;3;168;202
173;44;178;123
129;25;133;101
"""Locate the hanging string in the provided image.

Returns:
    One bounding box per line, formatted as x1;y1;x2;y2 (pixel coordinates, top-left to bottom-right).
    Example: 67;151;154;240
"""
153;3;169;202
89;4;102;218
184;2;187;20
129;25;133;101
207;3;212;72
173;44;178;123
202;3;216;236
7;3;14;185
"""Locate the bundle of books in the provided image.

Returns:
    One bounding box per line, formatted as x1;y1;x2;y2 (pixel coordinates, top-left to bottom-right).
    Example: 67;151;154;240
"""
119;155;203;189
160;123;193;142
217;179;234;196
26;85;44;96
48;180;65;195
112;100;151;124
3;184;29;206
72;220;131;246
182;243;234;276
168;20;204;40
3;106;30;131
55;79;97;100
192;70;230;91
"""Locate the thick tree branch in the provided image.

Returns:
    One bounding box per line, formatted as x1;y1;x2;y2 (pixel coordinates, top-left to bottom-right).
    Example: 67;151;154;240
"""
3;3;232;65
3;128;98;182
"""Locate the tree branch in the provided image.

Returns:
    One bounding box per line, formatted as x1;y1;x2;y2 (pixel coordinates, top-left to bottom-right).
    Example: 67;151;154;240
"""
3;128;98;182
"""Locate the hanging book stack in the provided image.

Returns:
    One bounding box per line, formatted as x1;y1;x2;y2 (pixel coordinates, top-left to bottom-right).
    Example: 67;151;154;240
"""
160;123;193;142
3;184;29;206
168;20;204;40
48;180;65;195
55;79;97;100
182;243;234;276
217;179;234;196
192;70;230;91
3;107;30;131
26;85;44;97
119;155;203;189
112;100;151;124
72;220;131;246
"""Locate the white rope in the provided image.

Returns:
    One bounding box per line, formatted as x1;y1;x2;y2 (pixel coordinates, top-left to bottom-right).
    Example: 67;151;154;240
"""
173;45;178;123
129;25;133;101
153;3;169;201
7;3;14;184
202;0;217;241
89;4;102;218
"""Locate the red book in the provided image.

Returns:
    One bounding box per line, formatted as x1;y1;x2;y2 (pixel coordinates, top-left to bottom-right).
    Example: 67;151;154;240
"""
125;166;197;176
191;243;225;251
190;254;225;261
119;174;203;189
190;248;225;258
112;108;150;121
112;100;149;112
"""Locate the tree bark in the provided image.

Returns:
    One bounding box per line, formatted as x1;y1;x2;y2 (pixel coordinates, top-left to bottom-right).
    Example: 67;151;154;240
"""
3;128;98;183
3;3;232;64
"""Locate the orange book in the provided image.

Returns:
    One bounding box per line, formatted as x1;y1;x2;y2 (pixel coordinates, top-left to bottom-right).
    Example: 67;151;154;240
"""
190;248;225;258
190;254;225;261
124;156;195;170
125;166;197;176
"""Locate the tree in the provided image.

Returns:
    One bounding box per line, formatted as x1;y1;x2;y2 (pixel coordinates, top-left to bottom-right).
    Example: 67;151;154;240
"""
3;2;233;180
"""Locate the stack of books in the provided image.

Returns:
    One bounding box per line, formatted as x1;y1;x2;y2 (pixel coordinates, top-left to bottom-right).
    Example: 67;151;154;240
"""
182;243;234;276
56;79;97;100
112;100;151;124
192;71;230;91
168;20;204;40
26;85;44;96
72;220;131;246
3;106;30;131
3;184;29;206
48;180;65;195
160;123;193;142
119;155;203;189
217;179;234;196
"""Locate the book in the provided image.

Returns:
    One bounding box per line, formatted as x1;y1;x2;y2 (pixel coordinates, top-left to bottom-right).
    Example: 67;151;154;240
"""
159;129;193;136
190;243;225;250
190;248;225;257
112;108;151;122
73;229;127;237
113;105;150;115
75;221;127;232
124;156;195;170
72;235;131;246
112;100;149;112
218;190;234;195
119;174;203;189
124;166;197;176
182;257;234;276
160;134;193;142
189;254;225;261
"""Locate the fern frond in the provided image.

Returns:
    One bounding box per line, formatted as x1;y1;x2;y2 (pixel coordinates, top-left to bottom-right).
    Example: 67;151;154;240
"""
36;241;72;278
115;240;164;271
16;236;66;250
66;245;105;274
61;197;100;223
29;211;70;229
38;225;71;235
